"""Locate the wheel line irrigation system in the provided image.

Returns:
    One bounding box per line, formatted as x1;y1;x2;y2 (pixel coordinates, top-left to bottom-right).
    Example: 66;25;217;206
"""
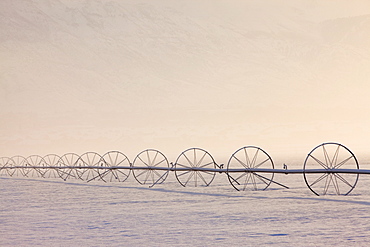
0;142;367;196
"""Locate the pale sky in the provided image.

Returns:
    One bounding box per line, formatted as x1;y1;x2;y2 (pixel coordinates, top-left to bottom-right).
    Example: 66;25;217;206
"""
1;0;370;165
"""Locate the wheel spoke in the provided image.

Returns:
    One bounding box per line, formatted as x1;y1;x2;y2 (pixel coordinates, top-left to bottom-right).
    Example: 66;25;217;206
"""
193;149;197;167
196;171;208;185
151;171;168;186
152;151;159;166
309;154;329;169
244;148;251;167
196;152;207;167
323;174;331;195
227;174;242;186
331;145;340;168
97;169;108;181
199;161;214;168
254;158;270;169
138;155;149;167
112;153;118;165
105;155;112;165
251;173;258;190
333;156;353;169
333;173;355;189
184;171;195;186
116;169;129;179
109;170;119;181
116;157;128;166
116;169;129;176
242;173;252;191
200;170;214;175
88;171;105;183
153;158;166;167
183;153;194;167
151;169;155;184
143;170;151;184
177;170;193;177
250;149;259;168
234;172;249;183
65;168;75;180
309;173;329;187
176;162;191;168
254;173;270;186
233;156;248;169
152;169;163;178
146;150;152;166
323;145;333;168
332;174;340;195
135;169;148;178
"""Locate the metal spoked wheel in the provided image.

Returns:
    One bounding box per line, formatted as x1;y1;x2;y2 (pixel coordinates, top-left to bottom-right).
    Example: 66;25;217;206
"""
58;153;80;180
303;142;359;196
0;157;7;176
78;152;105;182
174;148;216;187
0;157;14;176
227;146;274;191
132;149;169;185
26;155;47;178
101;151;131;182
43;154;61;178
11;156;27;177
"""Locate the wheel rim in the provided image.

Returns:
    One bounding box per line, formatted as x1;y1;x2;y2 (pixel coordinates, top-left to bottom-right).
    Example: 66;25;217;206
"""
174;148;216;187
101;151;131;182
303;142;359;196
132;149;169;185
227;146;274;191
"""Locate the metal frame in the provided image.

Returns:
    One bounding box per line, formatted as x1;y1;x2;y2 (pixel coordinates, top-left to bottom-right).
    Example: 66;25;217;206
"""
174;148;216;187
132;149;169;185
303;142;359;196
227;146;275;191
0;143;365;196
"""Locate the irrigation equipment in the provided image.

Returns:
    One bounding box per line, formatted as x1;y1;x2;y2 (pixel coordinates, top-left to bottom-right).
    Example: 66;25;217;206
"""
0;142;365;196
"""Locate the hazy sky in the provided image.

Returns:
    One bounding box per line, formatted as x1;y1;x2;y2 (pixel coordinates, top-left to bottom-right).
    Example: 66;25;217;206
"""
1;0;370;164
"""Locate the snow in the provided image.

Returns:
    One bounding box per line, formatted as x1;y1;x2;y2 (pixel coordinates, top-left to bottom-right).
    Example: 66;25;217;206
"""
1;1;370;244
2;173;370;246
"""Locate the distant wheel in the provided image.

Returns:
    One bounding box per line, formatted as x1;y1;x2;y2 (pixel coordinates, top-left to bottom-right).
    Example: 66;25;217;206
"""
303;142;359;196
227;146;274;191
0;157;7;176
78;152;104;182
43;154;62;178
26;155;47;178
132;149;169;185
101;151;131;182
174;148;216;187
0;157;13;176
58;153;80;180
11;156;27;177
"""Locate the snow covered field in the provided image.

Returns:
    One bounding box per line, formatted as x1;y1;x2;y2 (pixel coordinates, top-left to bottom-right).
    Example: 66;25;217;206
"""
2;1;370;245
2;171;370;246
